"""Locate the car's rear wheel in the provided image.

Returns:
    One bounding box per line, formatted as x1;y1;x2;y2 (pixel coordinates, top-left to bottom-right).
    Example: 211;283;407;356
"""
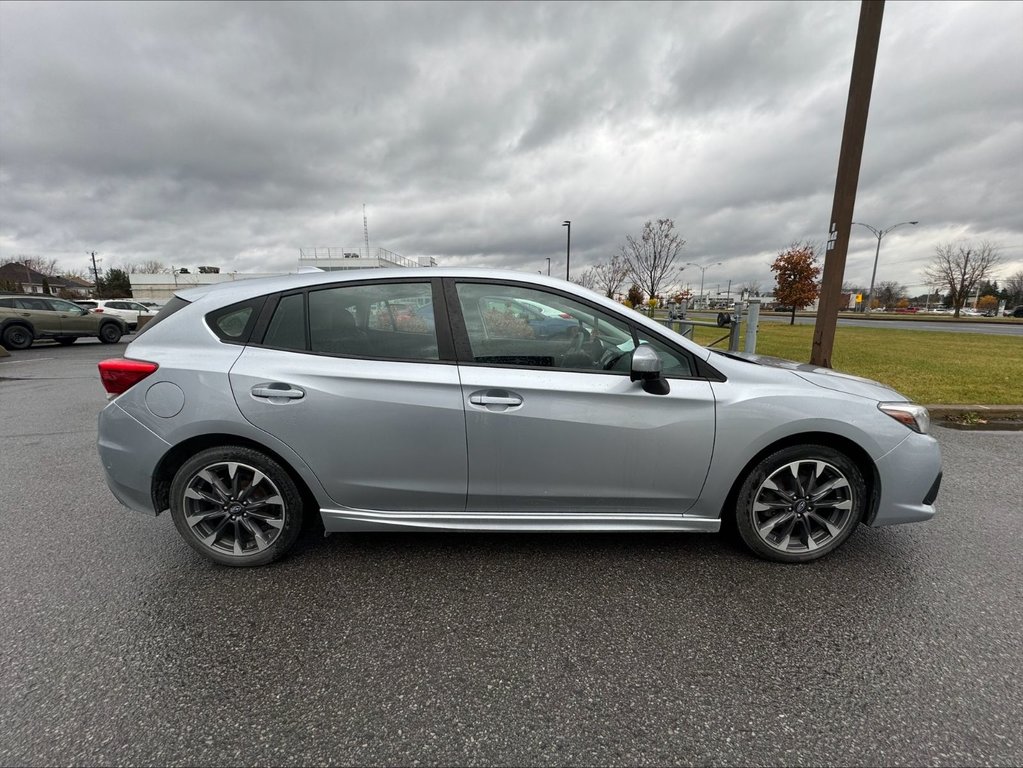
2;324;33;350
98;322;123;344
169;446;305;566
735;444;865;563
55;336;77;345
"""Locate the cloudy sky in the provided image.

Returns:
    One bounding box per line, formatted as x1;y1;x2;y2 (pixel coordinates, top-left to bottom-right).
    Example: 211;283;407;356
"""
1;0;1021;295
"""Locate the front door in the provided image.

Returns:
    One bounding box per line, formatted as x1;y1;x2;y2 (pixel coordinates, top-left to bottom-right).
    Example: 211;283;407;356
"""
47;298;95;334
448;280;716;514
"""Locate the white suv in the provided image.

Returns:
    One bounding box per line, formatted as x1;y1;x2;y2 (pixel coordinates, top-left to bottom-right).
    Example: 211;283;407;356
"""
74;299;154;330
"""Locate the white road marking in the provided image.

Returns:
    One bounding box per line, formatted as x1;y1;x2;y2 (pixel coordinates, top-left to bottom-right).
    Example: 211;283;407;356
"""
0;357;55;365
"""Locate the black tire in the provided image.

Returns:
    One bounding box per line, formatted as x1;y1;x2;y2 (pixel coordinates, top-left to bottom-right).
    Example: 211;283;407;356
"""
735;444;866;563
169;445;306;567
2;324;33;350
98;322;123;344
55;336;77;345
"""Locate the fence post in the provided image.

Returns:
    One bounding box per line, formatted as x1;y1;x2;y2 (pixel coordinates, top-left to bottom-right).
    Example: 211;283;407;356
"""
728;301;743;351
744;300;761;354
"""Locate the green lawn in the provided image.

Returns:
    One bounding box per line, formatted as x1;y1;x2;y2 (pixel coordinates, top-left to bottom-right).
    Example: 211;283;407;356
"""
684;323;1023;404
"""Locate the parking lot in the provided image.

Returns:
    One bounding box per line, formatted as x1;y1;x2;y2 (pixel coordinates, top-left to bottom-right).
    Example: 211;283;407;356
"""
2;340;1021;766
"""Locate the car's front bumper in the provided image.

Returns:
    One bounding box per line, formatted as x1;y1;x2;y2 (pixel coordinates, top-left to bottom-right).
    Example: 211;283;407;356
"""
97;401;170;516
870;430;942;526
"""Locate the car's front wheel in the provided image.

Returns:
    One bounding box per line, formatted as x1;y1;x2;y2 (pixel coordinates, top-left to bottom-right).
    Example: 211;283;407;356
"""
2;324;33;350
169;446;306;566
735;444;866;563
98;322;123;344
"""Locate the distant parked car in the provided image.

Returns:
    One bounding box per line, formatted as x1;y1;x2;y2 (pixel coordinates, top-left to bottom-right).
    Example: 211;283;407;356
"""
1009;306;1023;318
96;269;941;567
74;299;154;330
773;305;795;313
0;294;126;349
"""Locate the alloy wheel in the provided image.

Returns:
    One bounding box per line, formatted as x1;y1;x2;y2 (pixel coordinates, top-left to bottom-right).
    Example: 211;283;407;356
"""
182;461;286;556
752;459;855;554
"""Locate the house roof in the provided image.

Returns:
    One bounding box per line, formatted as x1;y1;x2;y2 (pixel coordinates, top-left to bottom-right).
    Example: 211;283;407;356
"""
0;262;93;289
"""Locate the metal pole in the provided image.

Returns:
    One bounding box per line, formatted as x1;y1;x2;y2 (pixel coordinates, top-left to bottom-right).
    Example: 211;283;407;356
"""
563;221;571;280
864;231;882;313
728;301;742;352
744;300;761;354
811;0;885;368
546;257;551;276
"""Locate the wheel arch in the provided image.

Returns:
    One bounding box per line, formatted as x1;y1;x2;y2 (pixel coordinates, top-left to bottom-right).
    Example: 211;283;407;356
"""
1;318;35;338
152;433;320;519
719;431;881;526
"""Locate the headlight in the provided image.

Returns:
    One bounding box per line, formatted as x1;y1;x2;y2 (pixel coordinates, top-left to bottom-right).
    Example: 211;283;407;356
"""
878;402;930;434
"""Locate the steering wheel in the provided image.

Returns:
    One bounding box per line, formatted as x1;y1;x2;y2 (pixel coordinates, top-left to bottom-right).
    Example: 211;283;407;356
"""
600;345;629;370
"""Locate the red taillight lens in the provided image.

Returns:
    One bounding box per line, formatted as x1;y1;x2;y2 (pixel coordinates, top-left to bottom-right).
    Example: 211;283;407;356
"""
98;358;159;395
93;308;104;312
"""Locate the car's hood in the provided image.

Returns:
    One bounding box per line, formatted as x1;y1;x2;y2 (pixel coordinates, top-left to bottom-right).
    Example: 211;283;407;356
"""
720;351;907;402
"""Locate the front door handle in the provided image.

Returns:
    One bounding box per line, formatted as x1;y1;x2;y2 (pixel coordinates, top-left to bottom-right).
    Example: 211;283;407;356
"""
251;384;305;401
468;390;523;411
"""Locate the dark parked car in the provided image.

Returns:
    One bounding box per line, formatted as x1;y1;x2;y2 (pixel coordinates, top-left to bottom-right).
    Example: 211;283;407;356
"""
0;294;127;349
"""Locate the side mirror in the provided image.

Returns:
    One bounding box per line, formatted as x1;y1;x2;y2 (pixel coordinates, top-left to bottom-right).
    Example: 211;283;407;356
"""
630;345;670;395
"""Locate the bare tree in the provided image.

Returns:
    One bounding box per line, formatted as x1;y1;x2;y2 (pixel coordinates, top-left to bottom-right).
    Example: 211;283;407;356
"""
874;281;905;311
18;256;60;276
740;280;762;297
619;219;686;300
122;259;169;274
924;242;1001;318
1005;269;1023;306
572;268;598;291
588;252;630;298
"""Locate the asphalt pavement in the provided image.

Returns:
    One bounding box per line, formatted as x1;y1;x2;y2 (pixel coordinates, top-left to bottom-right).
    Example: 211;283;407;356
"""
2;341;1021;766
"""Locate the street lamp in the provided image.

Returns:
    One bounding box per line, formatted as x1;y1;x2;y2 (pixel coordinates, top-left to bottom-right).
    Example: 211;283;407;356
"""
685;261;721;309
853;220;918;313
562;221;571;280
545;257;551;277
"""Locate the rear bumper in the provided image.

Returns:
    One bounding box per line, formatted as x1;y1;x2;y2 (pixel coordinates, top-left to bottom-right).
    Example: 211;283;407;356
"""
870;432;942;526
97;401;169;516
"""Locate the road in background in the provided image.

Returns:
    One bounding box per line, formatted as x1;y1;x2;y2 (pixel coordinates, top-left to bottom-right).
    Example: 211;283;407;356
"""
2;342;1021;766
754;314;1023;335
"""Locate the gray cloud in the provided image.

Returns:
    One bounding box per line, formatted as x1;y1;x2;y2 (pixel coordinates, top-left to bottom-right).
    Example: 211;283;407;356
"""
2;0;1021;290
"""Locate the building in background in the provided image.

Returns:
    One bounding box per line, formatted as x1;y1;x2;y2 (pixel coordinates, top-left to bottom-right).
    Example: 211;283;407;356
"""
0;262;93;297
298;247;436;272
129;248;438;300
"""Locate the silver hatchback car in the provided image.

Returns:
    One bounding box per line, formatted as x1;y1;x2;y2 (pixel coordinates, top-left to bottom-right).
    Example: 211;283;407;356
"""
96;269;941;566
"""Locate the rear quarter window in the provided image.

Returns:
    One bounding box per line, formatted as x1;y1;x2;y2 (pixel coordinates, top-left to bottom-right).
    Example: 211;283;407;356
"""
132;296;191;338
205;298;266;343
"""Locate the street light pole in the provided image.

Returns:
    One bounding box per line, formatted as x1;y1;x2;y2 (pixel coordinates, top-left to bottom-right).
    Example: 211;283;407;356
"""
853;220;918;313
545;257;551;277
685;261;721;309
562;221;571;280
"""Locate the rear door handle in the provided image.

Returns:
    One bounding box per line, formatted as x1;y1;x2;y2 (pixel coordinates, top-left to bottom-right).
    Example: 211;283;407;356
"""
251;384;305;401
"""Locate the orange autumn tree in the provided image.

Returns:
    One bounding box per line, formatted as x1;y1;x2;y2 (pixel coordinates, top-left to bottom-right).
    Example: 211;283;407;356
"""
770;243;822;325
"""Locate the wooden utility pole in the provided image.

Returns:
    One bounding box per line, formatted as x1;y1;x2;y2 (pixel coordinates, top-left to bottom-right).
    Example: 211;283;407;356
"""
810;0;885;367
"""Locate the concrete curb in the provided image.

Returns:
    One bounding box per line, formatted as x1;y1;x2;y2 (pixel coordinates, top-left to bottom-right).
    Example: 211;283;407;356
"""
926;404;1023;419
0;344;9;358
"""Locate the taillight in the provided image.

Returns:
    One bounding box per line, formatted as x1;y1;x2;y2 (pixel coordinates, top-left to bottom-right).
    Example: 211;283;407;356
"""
93;308;104;312
98;358;159;395
559;313;572;319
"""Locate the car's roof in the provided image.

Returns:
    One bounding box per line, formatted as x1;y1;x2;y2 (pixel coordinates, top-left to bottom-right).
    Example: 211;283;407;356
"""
175;268;585;304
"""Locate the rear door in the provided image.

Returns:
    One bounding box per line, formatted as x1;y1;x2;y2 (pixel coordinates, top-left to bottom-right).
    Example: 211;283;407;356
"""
15;297;61;334
228;279;468;513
